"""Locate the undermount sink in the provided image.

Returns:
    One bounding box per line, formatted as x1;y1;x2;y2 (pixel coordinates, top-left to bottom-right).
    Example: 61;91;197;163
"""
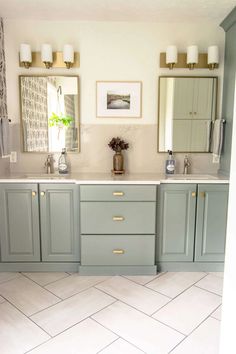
166;174;217;180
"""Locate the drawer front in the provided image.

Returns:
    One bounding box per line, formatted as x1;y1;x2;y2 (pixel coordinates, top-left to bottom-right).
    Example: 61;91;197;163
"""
80;185;156;201
81;202;156;234
81;235;155;266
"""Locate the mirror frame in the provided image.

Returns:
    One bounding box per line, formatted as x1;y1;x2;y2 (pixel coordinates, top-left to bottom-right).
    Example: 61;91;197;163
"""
157;75;218;153
19;74;80;153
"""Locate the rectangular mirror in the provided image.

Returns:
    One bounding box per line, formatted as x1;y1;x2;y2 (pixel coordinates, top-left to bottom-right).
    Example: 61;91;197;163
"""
20;75;79;153
158;76;217;152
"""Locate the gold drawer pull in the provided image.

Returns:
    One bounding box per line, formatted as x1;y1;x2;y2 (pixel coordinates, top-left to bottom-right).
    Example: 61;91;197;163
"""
200;191;205;198
191;192;196;197
32;191;37;197
40;191;45;196
113;191;124;196
113;216;124;221
113;249;125;255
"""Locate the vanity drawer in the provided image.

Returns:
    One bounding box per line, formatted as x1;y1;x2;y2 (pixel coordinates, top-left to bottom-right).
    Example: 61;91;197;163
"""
81;235;155;266
80;185;156;202
80;201;156;234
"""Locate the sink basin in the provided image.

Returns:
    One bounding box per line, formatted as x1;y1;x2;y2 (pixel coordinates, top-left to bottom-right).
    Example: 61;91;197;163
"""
167;174;217;180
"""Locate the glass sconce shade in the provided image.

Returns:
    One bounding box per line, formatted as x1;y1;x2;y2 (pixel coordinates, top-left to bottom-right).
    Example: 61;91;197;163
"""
63;44;74;67
208;45;219;69
41;44;53;68
20;44;32;68
187;45;198;69
166;45;177;69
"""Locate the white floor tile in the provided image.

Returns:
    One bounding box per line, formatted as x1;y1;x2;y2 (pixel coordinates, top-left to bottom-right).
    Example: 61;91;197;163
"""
100;338;144;354
146;272;206;298
96;276;170;315
208;272;224;278
45;274;110;299
31;287;116;336
0;295;5;303
28;318;117;354
0;302;49;354
171;317;221;354
211;305;222;321
0;272;20;284
123;274;160;285
195;274;223;296
153;286;221;335
0;276;60;316
22;272;69;286
93;301;184;354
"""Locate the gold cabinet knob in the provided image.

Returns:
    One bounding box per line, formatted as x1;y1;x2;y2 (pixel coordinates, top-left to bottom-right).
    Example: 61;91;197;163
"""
112;249;125;255
189;112;192;114
32;191;37;197
113;191;124;196
194;112;197;115
112;216;124;221
40;191;45;196
200;191;206;198
191;192;196;197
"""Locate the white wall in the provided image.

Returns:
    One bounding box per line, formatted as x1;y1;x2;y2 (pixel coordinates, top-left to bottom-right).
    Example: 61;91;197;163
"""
4;20;225;173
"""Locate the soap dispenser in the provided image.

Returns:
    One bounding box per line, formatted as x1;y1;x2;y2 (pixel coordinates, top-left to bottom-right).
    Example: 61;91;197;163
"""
165;150;176;175
58;148;69;174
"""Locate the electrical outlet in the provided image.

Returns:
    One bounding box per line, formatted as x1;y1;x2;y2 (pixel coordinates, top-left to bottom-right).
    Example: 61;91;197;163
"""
10;151;17;163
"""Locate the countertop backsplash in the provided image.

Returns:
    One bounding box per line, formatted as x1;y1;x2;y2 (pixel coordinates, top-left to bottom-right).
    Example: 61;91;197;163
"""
8;123;219;175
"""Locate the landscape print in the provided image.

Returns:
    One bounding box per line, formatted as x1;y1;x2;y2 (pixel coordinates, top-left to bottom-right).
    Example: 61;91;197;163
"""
107;91;131;109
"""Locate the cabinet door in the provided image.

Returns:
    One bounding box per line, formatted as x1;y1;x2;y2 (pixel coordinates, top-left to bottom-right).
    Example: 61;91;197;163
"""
193;78;214;120
157;184;196;262
173;78;194;119
0;184;40;262
195;184;228;262
40;184;79;262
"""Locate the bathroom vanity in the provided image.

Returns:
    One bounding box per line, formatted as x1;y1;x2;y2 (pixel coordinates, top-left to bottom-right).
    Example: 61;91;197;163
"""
0;174;229;274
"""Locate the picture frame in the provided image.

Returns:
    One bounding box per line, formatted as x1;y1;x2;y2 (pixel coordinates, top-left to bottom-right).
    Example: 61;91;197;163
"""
96;81;142;118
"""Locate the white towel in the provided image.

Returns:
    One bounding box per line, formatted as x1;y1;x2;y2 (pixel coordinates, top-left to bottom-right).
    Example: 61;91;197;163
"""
212;119;224;163
0;117;10;157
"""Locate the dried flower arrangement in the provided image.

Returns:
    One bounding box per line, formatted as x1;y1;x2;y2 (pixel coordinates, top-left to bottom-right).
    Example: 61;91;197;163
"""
108;137;129;153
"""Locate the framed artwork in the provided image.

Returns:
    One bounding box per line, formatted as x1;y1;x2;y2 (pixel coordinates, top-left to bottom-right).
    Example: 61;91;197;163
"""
96;81;142;118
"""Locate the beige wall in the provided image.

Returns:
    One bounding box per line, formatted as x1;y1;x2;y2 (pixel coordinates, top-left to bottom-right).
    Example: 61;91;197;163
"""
4;20;225;174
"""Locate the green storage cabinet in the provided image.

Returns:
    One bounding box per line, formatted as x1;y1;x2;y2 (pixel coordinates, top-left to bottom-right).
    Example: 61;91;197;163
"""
157;184;197;262
195;184;229;262
0;183;40;262
39;184;79;262
158;183;228;264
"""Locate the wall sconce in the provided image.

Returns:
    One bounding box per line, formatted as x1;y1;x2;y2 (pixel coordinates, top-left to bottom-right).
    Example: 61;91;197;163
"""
63;44;74;69
41;44;53;69
187;45;198;70
208;45;219;70
19;44;32;68
166;45;177;69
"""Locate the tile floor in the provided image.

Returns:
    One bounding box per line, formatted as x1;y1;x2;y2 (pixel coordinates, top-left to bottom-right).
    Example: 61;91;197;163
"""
0;271;223;354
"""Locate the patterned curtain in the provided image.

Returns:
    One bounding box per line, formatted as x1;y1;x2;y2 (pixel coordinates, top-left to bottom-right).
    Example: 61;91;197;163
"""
0;18;8;119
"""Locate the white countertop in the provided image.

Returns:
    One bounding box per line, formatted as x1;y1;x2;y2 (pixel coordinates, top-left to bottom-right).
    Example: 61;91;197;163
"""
0;172;229;184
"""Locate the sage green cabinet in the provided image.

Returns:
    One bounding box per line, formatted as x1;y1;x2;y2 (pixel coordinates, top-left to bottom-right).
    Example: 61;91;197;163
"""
157;184;196;262
0;183;79;263
157;183;228;264
39;184;79;262
195;184;228;262
80;185;156;273
0;184;40;262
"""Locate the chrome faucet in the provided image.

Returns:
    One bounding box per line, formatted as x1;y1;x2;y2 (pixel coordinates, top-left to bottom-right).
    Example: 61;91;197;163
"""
183;155;191;174
44;154;54;174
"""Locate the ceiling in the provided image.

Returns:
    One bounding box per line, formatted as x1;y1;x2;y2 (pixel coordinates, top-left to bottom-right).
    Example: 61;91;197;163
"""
0;0;234;23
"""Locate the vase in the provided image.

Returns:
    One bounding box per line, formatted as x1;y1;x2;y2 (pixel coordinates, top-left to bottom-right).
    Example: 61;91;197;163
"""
113;151;124;173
